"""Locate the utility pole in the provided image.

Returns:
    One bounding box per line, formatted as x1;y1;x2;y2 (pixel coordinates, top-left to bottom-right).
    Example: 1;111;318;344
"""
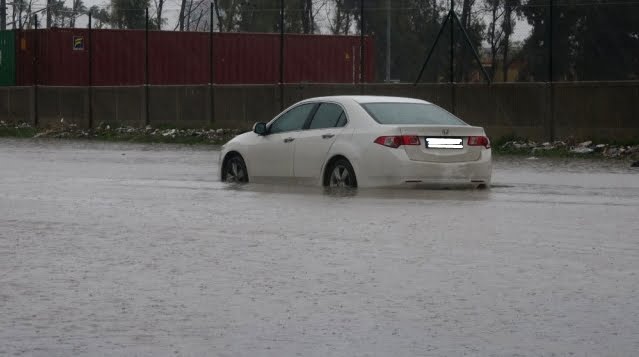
385;0;390;82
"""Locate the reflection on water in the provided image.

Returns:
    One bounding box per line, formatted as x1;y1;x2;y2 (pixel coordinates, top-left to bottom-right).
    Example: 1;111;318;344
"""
222;181;494;201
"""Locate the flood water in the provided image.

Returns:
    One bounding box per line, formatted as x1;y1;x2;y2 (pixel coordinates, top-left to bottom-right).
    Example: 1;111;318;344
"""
1;139;638;356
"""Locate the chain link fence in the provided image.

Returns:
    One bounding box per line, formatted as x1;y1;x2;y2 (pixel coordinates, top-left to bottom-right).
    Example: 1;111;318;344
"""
3;0;638;84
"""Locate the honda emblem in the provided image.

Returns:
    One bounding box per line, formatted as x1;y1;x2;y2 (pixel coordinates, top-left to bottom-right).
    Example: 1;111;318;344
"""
442;129;449;135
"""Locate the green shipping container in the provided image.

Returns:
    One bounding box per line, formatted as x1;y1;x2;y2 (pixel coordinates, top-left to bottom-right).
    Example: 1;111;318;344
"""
0;30;15;86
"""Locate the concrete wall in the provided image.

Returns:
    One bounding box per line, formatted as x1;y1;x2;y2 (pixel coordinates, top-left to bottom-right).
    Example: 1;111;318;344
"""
0;87;35;125
93;86;145;127
455;83;549;141
553;81;639;141
214;85;280;129
2;82;638;141
36;87;89;128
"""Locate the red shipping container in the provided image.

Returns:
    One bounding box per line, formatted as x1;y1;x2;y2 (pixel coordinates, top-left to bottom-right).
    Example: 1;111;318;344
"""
148;31;210;85
16;29;375;86
92;29;145;85
17;28;90;86
213;32;281;84
15;30;36;85
16;28;145;86
284;33;375;83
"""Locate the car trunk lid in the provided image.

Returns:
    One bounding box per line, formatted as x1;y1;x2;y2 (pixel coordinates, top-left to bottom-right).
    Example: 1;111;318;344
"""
398;125;486;163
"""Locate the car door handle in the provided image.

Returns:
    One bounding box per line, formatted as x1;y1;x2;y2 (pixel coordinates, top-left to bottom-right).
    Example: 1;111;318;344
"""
283;137;295;143
321;134;335;139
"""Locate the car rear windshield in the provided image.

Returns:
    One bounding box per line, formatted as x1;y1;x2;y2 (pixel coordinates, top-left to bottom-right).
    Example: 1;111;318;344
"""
360;103;467;125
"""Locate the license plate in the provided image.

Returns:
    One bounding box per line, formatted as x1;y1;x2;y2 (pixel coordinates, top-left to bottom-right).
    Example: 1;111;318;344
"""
425;137;463;149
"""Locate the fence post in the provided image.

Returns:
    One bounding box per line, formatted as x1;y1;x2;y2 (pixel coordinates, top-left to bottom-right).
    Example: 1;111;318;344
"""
450;0;456;115
385;0;390;82
450;0;454;84
279;0;285;110
210;3;214;125
34;14;38;127
88;12;93;129
360;0;364;92
145;7;149;126
548;0;555;141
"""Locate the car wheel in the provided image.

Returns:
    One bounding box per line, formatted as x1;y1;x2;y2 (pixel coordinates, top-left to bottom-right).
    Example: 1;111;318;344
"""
326;158;357;188
222;154;249;183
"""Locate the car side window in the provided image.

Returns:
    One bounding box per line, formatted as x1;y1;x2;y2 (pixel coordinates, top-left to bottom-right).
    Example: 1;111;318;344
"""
308;103;347;130
269;104;315;134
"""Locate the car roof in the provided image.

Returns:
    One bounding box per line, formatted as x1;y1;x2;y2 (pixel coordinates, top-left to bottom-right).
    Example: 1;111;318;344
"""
298;95;432;105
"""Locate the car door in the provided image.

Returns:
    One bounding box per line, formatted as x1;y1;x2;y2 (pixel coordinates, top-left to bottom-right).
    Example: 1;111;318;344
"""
249;103;316;180
293;102;348;180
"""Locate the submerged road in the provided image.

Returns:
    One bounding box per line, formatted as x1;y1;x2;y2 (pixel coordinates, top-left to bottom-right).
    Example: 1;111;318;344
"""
1;139;639;356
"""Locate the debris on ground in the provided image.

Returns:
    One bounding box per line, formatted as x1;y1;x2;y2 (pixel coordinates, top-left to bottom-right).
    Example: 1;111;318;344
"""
499;139;639;159
2;121;638;159
570;146;595;154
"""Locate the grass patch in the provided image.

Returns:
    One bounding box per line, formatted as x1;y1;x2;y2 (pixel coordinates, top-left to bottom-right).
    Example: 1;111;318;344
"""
0;127;38;138
0;123;243;146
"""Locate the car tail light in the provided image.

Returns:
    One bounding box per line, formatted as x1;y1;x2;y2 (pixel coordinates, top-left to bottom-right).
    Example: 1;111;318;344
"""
467;136;491;149
374;135;420;148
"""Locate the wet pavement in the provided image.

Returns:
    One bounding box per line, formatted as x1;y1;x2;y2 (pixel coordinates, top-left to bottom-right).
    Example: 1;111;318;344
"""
1;138;638;356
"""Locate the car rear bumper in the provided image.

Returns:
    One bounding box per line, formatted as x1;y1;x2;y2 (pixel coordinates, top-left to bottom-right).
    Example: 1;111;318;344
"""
354;148;492;188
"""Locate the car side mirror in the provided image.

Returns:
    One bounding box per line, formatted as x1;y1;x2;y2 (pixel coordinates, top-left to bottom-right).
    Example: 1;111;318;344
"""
253;122;267;136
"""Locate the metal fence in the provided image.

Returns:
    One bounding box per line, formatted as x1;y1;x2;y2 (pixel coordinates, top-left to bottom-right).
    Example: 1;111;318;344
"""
2;0;638;84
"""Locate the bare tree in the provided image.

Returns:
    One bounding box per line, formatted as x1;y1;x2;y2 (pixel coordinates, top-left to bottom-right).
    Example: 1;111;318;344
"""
24;0;34;28
300;0;312;33
457;0;484;82
485;0;505;80
13;0;35;29
177;0;208;31
212;0;238;32
153;0;165;29
178;0;186;30
501;0;519;81
329;0;354;35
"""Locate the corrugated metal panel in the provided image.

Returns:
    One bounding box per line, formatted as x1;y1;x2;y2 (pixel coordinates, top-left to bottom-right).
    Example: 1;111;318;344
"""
92;29;145;85
213;33;374;84
214;33;280;84
16;29;90;85
40;29;89;85
0;30;16;86
16;30;37;85
148;31;210;85
285;34;359;83
16;29;375;85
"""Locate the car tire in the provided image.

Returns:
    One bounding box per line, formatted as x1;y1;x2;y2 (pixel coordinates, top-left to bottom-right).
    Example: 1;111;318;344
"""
325;158;357;188
222;154;249;183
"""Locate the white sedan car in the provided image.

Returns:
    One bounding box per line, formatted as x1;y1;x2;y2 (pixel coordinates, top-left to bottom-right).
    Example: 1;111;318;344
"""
219;96;491;188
